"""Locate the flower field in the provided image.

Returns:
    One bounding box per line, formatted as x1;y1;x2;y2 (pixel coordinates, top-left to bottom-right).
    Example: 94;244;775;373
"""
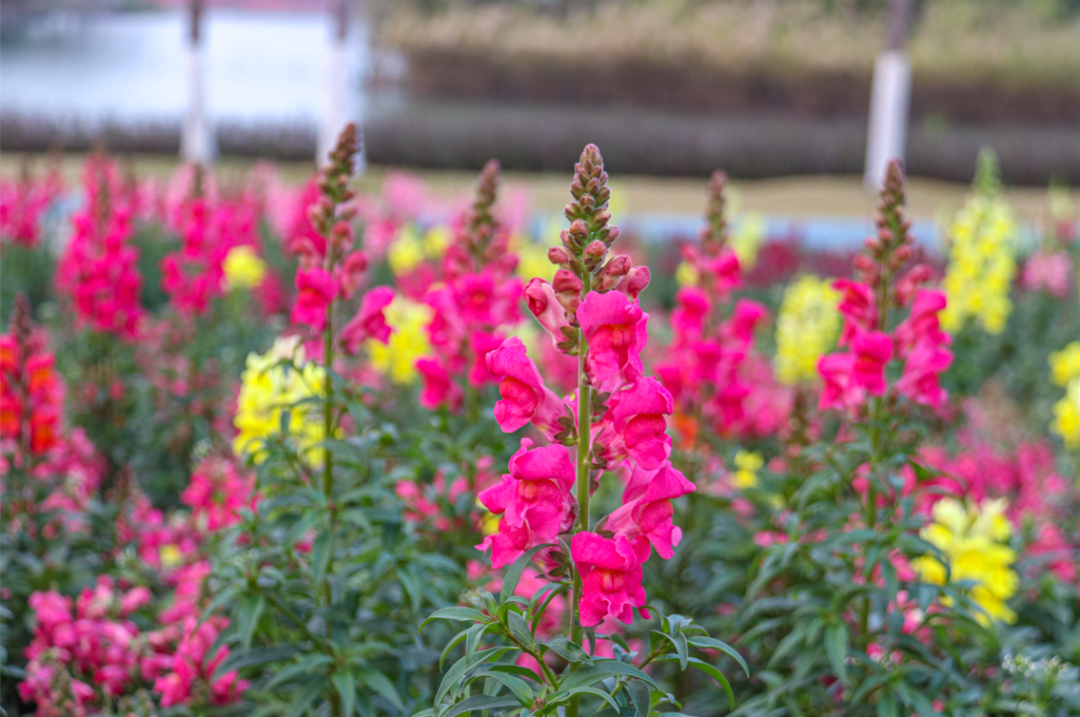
1;131;1079;717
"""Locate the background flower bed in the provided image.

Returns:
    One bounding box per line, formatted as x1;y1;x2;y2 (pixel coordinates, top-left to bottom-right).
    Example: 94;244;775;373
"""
1;139;1079;716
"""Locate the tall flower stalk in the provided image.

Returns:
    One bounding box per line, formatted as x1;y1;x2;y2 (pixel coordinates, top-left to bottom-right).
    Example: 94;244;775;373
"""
422;145;742;717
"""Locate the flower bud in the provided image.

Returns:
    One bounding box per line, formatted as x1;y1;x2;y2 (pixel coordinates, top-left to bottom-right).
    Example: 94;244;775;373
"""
548;246;571;265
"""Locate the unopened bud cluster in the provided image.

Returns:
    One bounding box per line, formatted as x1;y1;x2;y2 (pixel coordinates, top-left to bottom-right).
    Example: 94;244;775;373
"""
699;170;729;257
308;123;361;265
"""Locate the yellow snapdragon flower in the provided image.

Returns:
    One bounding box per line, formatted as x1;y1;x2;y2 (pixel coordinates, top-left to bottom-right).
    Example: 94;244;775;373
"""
515;234;557;283
912;498;1018;624
774;275;841;385
1049;342;1080;387
233;336;327;464
730;213;765;269
1051;377;1080;450
222;245;267;290
940;196;1018;335
731;450;763;490
366;297;433;384
387;225;450;277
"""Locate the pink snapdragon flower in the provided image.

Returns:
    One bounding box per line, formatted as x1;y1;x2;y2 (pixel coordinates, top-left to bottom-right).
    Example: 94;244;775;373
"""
487;337;570;441
850;330;893;395
340;286;395;353
893;289;948;356
705;249;742;297
571;532;650;626
578;290;649;391
594;377;674;470
476;439;576;568
896;342;952;408
834;279;878;347
180;456;257;532
417;357;463;412
291;267;336;331
524;278;573;348
818;353;861;411
603;462;695;559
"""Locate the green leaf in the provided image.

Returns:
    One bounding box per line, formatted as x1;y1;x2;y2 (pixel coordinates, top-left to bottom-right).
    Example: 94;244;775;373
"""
559;659;659;692
332;671;356;717
824;623;849;684
651;630;688;670
465;622;492;665
877;691;898;717
543;636;593;665
654;656;733;709
440;695;522;717
506;612;535;650
265;655;334;689
440;628;471;669
285;680;323;717
238;594;266;651
420;607;488;633
312;530;333;584
213;645;298;679
357;669;404;710
478;672;533;706
501;544;555;604
628;679;651;716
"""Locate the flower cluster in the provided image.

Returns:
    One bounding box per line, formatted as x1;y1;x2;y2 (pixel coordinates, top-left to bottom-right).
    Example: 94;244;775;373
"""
161;174;265;316
911;497;1018;624
940;152;1018;335
817;163;953;412
0;161;63;247
0;303;63;458
416;160;523;412
774;274;841;385
1050;341;1080;449
56;153;144;339
180;455;258;532
477;145;694;628
657;171;772;441
232;336;329;463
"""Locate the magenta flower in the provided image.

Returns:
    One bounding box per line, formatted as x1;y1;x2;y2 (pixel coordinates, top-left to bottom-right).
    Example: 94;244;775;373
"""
896;342;952;407
851;330;893;395
468;331;505;387
416;357;463;412
337;250;369;298
578;290;649;391
604;462;695;559
291;267;336;331
893;289;948;355
670;287;710;341
594;377;674;470
487;337;570;441
818;353;861;411
523;278;572;348
705;249;742;297
721;299;768;352
340;286;395;353
834;278;878;347
571;532;650;626
476;439;576;568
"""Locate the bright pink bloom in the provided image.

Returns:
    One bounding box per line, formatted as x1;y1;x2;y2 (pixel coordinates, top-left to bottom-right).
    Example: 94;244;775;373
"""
340;286;395;353
571;532;650;626
818;353;861;411
337;250;369;298
670;287;710;341
616;266;651;300
578;290;649;392
487;337;570;441
468;331;505;387
604;462;695;559
477;439;576;569
834;278;878;347
705;250;741;297
721;299;768;352
416;357;463;412
1021;251;1073;298
893;289;948;355
594;377;674;470
181;457;257;532
896;342;952;408
524;278;572;348
291;267;336;331
850;330;892;395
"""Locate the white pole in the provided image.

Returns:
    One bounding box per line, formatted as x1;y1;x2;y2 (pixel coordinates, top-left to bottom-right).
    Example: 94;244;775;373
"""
319;0;360;170
180;0;212;164
864;0;913;190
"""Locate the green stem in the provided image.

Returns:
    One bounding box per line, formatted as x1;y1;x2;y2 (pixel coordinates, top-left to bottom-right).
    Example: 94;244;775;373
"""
567;272;593;717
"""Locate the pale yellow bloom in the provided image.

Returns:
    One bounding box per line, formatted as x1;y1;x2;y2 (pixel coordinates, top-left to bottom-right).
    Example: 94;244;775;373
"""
732;450;763;490
387;225;426;276
1049;342;1080;387
222;245;267;290
233;336;328;464
675;262;700;288
774;275;841;385
730;213;765;269
912;498;1018;624
1051;377;1080;450
366;297;433;384
940;196;1018;335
